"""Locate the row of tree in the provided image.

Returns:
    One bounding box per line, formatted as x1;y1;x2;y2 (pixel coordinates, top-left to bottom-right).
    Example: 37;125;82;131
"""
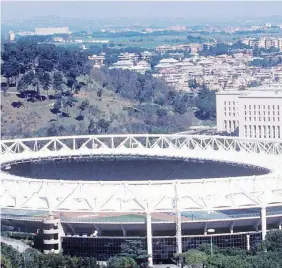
2;39;90;87
2;230;282;268
91;68;197;116
1;239;148;268
176;230;282;268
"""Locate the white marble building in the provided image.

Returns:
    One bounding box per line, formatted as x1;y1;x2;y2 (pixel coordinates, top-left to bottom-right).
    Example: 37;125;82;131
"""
216;87;282;139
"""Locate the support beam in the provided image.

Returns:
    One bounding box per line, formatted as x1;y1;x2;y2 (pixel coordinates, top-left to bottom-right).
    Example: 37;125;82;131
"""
204;222;208;235
121;225;127;237
176;210;182;254
230;221;235;234
278;219;282;230
246;234;250;251
146;212;153;267
261;206;267;241
175;182;182;255
94;224;100;236
254;219;260;232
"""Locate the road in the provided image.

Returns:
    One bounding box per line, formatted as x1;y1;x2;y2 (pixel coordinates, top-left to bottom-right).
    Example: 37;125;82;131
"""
1;236;32;253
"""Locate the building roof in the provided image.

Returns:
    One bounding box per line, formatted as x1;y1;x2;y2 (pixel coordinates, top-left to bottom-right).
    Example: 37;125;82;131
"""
159;58;179;63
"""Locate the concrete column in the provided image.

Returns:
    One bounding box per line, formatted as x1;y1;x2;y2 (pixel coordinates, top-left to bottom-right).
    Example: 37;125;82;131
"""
230;221;235;234
146;212;153;267
175;182;182;256
176;210;182;254
121;225;127;237
261;206;267;241
246;234;250;251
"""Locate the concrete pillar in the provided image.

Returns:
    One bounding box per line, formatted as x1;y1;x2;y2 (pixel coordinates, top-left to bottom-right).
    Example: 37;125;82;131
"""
246;234;250;251
261;206;267;241
176;210;182;254
230;221;235;234
146;212;153;267
121;225;127;237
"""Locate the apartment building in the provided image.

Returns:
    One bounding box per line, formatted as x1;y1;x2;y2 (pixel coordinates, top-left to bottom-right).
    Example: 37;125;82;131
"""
216;87;282;139
242;37;282;51
88;54;105;67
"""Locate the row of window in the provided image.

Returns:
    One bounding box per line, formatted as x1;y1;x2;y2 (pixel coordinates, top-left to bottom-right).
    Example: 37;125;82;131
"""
224;120;239;131
243;125;281;139
244;104;281;110
224;101;238;106
245;111;280;116
244;116;281;122
62;234;262;262
224;112;238;117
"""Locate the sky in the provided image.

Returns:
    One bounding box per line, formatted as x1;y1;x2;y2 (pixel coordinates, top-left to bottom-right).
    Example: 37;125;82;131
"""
2;1;282;22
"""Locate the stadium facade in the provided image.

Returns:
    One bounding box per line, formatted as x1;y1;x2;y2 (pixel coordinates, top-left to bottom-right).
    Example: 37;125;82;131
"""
1;134;282;266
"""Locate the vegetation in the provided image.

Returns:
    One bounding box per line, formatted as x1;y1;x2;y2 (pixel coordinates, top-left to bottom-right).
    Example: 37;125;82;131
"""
200;41;252;57
194;87;216;120
249;56;282;67
175;230;282;268
1;38;219;139
1;243;100;268
107;256;137;268
119;240;149;268
2;230;282;267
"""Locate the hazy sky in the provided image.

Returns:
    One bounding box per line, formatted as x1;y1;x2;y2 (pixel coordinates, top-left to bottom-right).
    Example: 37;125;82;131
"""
2;1;282;21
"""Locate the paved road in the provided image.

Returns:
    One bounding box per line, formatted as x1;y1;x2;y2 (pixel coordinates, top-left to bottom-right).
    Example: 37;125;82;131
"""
1;236;31;253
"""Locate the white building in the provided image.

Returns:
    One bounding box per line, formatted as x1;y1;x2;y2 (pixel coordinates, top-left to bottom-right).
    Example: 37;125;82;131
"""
216;87;282;139
9;31;15;41
35;27;70;36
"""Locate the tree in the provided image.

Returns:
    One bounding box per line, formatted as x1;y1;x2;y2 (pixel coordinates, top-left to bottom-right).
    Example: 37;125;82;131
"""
62;95;76;114
173;98;187;114
179;250;208;268
97;88;103;98
195;87;216;120
38;59;54;72
107;256;137;268
264;229;282;252
42;72;52;95
53;72;64;93
97;119;111;133
88;119;98;134
120;240;149;268
154;93;166;106
2;59;21;86
46;123;60;136
78;100;90;115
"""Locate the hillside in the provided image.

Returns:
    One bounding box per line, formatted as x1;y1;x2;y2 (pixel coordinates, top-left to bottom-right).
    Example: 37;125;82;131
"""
1;74;199;139
1;39;210;139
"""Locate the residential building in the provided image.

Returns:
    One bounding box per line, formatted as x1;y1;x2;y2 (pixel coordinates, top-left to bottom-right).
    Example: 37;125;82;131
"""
88;54;105;67
9;31;15;41
118;53;139;62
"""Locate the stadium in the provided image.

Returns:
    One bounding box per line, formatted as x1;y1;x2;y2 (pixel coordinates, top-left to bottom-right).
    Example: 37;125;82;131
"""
1;134;282;266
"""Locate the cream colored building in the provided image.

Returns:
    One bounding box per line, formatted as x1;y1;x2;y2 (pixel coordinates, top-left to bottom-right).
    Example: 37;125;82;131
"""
216;87;282;139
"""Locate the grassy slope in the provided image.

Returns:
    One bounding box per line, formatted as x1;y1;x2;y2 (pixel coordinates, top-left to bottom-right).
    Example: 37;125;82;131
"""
1;75;199;139
1;79;129;138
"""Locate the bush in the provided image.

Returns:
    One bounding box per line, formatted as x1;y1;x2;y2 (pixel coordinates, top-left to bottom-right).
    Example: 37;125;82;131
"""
107;256;137;268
